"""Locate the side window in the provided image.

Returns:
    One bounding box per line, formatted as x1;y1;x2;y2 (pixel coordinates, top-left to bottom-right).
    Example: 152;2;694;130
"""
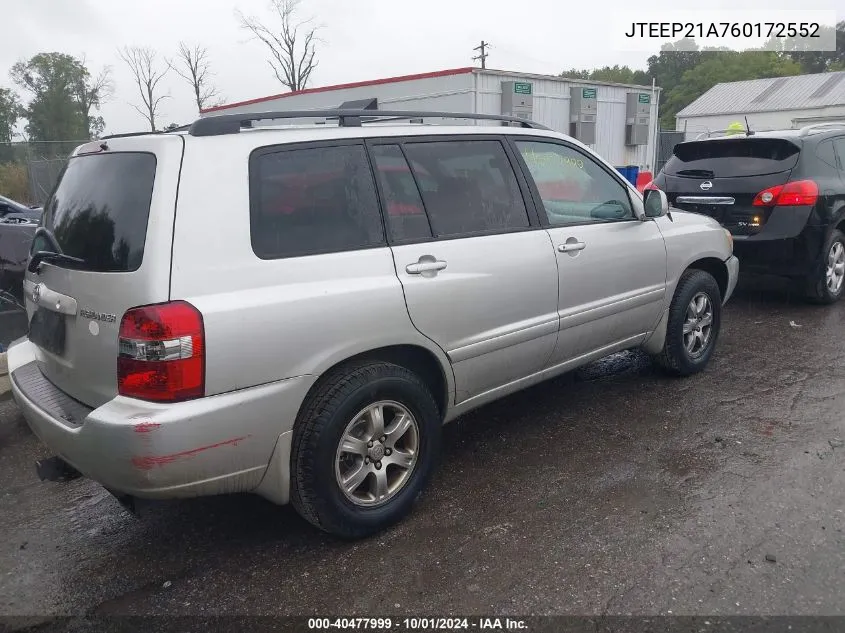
370;145;433;242
250;144;385;259
401;140;529;237
832;138;845;172
817;140;839;169
515;140;634;226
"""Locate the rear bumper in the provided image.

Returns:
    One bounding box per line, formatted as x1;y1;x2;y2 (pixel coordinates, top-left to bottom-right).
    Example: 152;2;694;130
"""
724;255;739;304
733;223;826;278
8;339;314;503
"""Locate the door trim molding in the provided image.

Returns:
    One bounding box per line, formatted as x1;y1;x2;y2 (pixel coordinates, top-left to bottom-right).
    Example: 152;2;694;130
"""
448;314;559;363
559;286;665;331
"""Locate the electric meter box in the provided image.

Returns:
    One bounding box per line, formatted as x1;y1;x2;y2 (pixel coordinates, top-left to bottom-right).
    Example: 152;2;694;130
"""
625;92;651;146
569;86;597;144
501;81;534;121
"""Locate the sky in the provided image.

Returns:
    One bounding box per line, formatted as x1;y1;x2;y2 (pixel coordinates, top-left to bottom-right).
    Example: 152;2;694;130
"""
1;0;840;136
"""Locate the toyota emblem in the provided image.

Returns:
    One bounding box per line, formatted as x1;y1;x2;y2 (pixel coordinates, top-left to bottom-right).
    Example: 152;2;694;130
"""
32;283;42;304
700;180;713;191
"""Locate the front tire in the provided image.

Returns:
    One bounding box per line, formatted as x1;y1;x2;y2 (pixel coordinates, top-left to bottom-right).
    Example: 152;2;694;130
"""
290;360;441;539
806;229;845;305
653;269;722;376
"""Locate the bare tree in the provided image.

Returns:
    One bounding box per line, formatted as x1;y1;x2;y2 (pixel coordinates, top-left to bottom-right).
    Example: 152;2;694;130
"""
118;46;170;132
75;60;114;138
173;42;220;113
237;0;319;92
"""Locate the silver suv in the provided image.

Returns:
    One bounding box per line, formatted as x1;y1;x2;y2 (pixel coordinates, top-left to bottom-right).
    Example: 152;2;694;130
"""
8;110;738;538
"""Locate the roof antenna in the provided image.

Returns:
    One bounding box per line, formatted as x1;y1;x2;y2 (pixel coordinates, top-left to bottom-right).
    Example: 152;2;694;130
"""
744;116;755;136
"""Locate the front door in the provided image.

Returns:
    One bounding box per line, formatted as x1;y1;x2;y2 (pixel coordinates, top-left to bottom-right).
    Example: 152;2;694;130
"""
369;138;560;404
511;138;667;366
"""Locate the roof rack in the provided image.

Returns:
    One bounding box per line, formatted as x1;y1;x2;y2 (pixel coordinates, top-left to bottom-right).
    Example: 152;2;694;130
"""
798;122;845;137
188;109;550;137
100;124;191;140
694;129;754;140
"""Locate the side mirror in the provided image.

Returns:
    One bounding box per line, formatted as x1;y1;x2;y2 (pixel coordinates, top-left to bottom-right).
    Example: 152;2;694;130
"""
643;188;669;218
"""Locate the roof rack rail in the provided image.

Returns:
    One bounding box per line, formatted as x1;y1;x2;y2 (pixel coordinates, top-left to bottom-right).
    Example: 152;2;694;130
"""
694;129;753;140
100;130;164;140
188;109;550;137
100;125;191;140
798;122;845;137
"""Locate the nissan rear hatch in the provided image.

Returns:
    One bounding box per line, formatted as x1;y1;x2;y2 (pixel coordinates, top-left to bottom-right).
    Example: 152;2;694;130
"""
658;136;801;235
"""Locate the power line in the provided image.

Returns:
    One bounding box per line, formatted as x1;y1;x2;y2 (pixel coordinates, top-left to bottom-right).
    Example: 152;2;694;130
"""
473;41;490;69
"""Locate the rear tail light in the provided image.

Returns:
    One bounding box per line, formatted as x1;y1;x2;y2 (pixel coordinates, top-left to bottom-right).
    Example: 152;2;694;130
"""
753;180;818;207
117;301;205;402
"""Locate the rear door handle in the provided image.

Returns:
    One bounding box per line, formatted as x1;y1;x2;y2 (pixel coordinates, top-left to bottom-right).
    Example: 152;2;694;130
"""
558;241;586;253
406;260;448;275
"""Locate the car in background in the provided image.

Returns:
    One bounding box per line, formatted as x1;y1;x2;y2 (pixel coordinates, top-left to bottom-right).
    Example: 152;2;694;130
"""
0;195;42;223
0;195;40;302
650;123;845;303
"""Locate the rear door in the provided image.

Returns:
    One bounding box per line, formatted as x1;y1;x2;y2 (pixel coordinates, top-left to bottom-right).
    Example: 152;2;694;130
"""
23;135;184;407
659;137;801;236
369;137;560;404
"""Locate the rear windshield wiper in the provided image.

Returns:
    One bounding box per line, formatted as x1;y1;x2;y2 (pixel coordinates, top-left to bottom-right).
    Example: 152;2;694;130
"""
27;227;86;272
28;251;86;272
676;169;715;178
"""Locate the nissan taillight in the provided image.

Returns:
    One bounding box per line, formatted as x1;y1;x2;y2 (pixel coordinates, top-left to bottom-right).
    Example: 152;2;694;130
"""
753;180;819;207
117;301;205;402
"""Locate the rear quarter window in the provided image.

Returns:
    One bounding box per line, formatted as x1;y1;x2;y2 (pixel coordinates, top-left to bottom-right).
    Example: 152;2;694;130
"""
249;144;385;259
665;138;801;178
40;152;156;272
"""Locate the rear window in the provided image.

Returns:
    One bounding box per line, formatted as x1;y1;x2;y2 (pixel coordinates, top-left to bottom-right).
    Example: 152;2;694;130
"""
40;152;156;272
401;140;529;237
665;138;800;178
250;144;385;259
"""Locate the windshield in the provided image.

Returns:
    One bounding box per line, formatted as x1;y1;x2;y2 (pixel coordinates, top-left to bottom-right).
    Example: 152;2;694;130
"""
665;138;800;178
37;152;156;272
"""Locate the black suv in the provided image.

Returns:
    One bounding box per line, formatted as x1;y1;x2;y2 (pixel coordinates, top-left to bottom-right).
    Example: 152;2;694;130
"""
651;124;845;303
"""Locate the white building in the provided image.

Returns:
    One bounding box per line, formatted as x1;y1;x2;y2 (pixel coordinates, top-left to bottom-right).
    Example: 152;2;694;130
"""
202;67;662;171
676;71;845;140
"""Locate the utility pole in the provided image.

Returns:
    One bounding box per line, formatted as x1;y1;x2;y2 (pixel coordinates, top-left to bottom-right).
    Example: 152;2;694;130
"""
473;41;490;69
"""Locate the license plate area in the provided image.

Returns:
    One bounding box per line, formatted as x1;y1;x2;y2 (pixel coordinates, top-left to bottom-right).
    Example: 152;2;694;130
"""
676;204;726;223
29;308;67;356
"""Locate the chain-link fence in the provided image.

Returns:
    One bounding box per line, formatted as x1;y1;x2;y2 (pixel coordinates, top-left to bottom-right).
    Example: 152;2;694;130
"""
0;140;87;205
655;130;686;176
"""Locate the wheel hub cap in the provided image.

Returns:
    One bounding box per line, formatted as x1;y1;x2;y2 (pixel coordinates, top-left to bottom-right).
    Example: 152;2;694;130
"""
369;443;385;461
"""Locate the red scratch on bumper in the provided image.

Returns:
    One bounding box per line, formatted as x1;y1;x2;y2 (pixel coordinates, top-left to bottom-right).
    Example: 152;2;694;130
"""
134;422;161;433
131;436;250;470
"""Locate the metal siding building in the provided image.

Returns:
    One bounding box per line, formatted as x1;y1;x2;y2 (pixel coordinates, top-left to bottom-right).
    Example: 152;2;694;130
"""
676;71;845;140
202;67;661;171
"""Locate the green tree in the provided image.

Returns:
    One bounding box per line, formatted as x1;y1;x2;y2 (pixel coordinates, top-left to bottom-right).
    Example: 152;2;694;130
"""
646;38;703;98
560;65;650;85
765;21;845;73
0;88;21;144
560;68;591;80
74;59;112;139
10;53;109;143
662;50;802;128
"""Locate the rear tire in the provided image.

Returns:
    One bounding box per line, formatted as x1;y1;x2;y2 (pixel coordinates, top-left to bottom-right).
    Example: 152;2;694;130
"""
652;269;722;377
806;229;845;305
290;360;441;539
